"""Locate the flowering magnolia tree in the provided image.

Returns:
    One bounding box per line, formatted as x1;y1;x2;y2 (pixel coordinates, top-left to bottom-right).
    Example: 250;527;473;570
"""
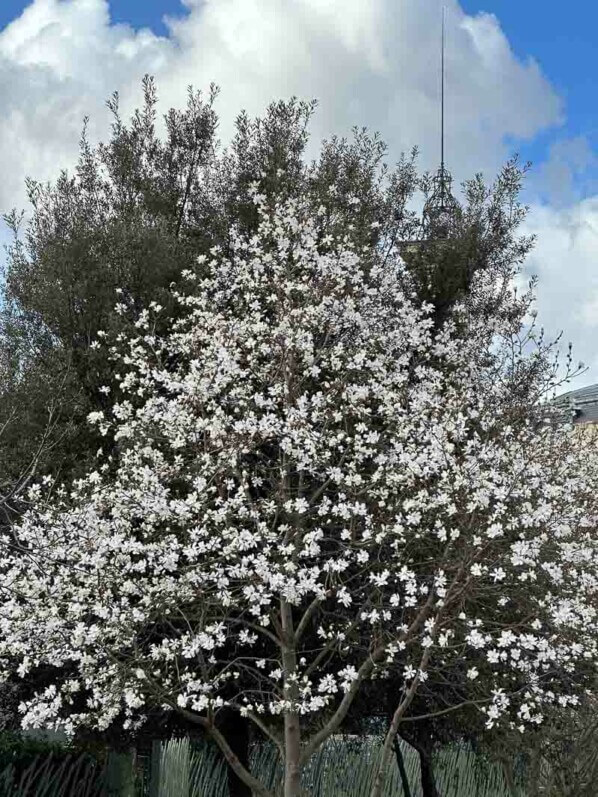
1;188;597;797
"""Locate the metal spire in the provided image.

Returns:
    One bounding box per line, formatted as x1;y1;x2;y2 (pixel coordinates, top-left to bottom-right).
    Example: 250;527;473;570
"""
422;4;459;238
441;4;445;171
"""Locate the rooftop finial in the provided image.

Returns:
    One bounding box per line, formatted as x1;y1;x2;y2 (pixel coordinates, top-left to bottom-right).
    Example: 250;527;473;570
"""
441;4;445;171
422;4;460;238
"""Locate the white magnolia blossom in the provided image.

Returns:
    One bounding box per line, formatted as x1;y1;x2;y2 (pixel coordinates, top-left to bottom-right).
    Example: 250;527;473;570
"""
0;187;597;794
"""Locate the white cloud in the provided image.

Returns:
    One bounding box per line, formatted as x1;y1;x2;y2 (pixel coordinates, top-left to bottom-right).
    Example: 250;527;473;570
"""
2;0;595;390
158;0;562;175
0;0;562;208
523;198;598;387
0;0;171;207
529;135;598;207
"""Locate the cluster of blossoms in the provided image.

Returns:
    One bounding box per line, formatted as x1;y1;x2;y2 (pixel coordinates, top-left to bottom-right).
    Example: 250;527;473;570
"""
0;187;597;792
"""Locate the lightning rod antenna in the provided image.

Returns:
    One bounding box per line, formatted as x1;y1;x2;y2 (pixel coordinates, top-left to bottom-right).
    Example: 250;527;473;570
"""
441;4;445;172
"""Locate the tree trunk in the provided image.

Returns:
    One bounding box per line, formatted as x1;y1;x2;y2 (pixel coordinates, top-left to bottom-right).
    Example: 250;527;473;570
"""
149;740;161;797
281;599;302;797
218;710;252;797
418;749;440;797
393;738;412;797
283;711;302;797
370;659;431;797
398;732;440;797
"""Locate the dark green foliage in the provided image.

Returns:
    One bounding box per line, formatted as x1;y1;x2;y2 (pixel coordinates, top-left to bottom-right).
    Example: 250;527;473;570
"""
0;753;104;797
411;160;534;331
0;732;68;773
0;75;220;486
0;733;104;797
1;74;527;490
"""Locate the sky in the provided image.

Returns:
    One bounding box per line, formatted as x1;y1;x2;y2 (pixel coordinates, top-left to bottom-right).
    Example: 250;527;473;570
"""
0;0;597;390
460;1;598;197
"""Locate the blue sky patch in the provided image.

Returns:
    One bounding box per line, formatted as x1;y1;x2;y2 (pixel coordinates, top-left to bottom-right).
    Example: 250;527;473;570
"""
0;0;190;38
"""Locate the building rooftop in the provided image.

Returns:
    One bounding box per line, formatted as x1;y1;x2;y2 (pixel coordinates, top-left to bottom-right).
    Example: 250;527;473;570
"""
554;383;598;425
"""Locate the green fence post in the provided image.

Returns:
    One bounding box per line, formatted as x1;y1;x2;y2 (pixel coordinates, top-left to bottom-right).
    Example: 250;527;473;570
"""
149;740;162;797
103;748;136;796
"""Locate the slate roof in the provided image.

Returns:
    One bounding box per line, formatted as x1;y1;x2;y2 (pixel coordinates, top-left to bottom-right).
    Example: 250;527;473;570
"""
554;383;598;425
